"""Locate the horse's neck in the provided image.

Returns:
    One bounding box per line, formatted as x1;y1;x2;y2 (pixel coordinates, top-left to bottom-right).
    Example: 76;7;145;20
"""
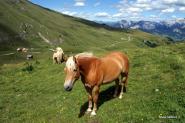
77;57;97;75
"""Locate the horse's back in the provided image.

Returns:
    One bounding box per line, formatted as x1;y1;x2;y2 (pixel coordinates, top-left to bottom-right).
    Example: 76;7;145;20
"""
98;52;129;83
106;52;128;60
105;52;129;73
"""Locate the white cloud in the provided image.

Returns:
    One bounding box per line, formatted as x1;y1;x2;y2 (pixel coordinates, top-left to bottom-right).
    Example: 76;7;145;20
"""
116;0;182;13
128;7;143;12
95;12;110;17
62;11;77;16
161;8;175;13
148;15;163;21
60;0;184;21
135;3;150;8
179;7;185;11
112;13;123;18
107;0;185;21
74;2;85;6
137;0;151;4
74;0;85;7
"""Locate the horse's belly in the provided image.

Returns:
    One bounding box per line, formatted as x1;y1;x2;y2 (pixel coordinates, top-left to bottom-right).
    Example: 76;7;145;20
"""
102;61;121;83
102;72;120;84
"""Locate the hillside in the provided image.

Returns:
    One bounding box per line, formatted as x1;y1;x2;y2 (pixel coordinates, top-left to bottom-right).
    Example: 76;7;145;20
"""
0;0;170;52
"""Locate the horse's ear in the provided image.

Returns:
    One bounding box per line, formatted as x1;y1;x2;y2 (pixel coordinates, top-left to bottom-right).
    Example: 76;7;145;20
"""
73;56;77;64
63;54;68;62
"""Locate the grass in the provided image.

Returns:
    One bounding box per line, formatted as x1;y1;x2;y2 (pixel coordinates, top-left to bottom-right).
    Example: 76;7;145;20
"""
0;42;185;123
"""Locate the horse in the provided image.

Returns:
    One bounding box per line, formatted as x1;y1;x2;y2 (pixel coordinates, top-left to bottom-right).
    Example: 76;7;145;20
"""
51;47;66;64
63;52;129;116
17;47;28;53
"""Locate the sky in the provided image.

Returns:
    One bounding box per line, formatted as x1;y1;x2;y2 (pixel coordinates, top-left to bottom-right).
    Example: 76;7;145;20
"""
30;0;185;22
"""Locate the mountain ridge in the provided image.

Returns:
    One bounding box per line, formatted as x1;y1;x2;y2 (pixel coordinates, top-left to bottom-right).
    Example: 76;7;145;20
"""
100;19;185;41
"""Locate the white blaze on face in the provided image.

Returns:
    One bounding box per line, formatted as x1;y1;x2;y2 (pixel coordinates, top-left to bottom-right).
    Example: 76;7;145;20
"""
66;56;76;71
64;56;77;91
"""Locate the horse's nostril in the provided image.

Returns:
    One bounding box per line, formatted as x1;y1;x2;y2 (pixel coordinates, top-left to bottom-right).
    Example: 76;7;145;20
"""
64;85;72;91
67;87;72;91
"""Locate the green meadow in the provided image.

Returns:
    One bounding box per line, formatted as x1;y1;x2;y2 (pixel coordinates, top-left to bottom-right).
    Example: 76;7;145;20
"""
1;43;185;123
0;0;185;123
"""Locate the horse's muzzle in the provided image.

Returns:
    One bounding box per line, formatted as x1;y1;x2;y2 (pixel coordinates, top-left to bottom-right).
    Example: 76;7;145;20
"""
64;84;73;91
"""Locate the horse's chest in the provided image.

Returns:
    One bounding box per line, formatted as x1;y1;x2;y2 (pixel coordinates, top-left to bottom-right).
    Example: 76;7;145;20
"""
84;73;101;86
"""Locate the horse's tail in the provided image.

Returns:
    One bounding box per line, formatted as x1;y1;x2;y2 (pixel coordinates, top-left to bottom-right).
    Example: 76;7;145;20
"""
120;52;129;93
120;72;128;92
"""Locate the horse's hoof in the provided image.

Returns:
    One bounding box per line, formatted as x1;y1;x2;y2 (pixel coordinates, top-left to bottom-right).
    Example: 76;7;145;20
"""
119;95;123;99
85;108;92;114
90;111;96;116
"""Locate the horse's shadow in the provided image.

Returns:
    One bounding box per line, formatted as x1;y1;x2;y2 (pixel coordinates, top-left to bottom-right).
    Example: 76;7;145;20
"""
78;85;121;118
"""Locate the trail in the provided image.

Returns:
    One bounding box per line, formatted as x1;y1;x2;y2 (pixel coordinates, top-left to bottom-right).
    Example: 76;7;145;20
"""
38;32;52;45
0;53;15;56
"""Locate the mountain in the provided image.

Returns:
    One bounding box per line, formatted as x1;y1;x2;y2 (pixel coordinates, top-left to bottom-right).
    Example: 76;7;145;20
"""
101;19;185;41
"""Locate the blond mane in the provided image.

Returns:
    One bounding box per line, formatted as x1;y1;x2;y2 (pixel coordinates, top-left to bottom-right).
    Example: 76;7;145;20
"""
75;52;94;58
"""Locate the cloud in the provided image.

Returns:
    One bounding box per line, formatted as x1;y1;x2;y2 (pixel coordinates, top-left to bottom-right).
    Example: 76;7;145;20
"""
161;8;175;13
74;0;85;7
128;7;143;12
112;13;123;18
58;0;184;21
113;0;184;21
62;11;77;16
116;0;182;12
137;0;151;4
95;12;110;17
179;7;185;11
162;0;185;6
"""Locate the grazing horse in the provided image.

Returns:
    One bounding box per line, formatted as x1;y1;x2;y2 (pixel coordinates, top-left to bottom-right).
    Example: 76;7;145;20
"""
51;47;66;64
64;52;129;116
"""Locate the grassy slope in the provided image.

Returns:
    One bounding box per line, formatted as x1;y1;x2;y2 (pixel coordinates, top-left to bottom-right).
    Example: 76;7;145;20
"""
0;0;184;123
0;0;169;52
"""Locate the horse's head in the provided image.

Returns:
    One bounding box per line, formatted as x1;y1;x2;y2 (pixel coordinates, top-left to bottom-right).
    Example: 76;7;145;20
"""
64;56;80;91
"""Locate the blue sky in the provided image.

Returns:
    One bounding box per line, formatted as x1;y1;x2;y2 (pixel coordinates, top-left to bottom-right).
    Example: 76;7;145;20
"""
30;0;185;22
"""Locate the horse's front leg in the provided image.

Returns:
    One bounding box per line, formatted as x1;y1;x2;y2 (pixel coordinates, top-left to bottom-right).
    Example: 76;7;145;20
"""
87;94;93;112
85;86;93;113
91;85;100;116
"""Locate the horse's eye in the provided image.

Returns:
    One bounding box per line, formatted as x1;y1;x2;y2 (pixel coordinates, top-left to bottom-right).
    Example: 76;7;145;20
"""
64;68;67;72
73;69;77;72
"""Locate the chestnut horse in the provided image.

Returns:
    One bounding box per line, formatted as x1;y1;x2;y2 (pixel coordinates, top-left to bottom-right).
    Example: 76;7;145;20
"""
64;52;129;116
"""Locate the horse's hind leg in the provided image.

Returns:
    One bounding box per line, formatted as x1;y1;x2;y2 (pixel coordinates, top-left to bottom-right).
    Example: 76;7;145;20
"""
57;57;61;64
113;79;119;97
91;85;100;116
119;72;128;99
